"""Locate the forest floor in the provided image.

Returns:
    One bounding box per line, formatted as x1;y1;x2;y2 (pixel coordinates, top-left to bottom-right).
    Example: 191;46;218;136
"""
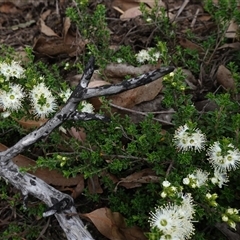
1;0;240;239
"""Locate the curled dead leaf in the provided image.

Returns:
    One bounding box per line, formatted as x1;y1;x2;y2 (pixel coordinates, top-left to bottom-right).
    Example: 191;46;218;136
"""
33;17;86;56
116;168;160;190
68;127;86;142
178;37;204;54
39;18;59;37
87;175;103;194
17;118;48;129
120;7;142;20
81;207;147;240
226;20;240;39
216;65;235;91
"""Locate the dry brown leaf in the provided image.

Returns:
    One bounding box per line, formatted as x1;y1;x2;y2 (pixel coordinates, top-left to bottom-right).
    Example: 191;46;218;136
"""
178;38;204;54
88;76;163;110
0;0;51;7
63;17;71;42
0;2;19;13
216;65;235;91
112;0;139;11
140;0;165;8
120;7;142;20
17;118;47;129
81;208;147;240
111;78;163;108
87;175;103;194
112;0;164;11
71;178;85;198
33;18;86;56
198;14;212;21
0;143;84;190
40;9;51;21
68;127;86;142
218;42;240;50
181;69;197;90
39;18;59;37
101;171;119;184
226;20;239;39
117;168;160;189
88;64;164;110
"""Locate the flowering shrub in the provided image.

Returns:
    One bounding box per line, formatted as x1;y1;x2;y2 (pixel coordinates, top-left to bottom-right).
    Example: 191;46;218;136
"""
1;47;240;239
1;2;240;236
0;58;94;120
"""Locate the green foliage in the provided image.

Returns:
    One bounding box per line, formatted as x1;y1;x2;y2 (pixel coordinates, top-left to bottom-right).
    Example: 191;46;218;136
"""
2;0;240;239
204;0;240;25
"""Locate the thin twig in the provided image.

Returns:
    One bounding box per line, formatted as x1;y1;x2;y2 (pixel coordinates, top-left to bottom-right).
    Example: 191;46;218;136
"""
109;103;174;125
191;8;200;28
174;0;190;20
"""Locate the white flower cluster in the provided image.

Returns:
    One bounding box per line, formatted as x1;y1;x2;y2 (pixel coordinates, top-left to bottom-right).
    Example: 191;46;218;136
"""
206;141;240;188
222;208;240;230
173;123;237;189
29;83;58;119
161;180;181;198
207;142;240;172
183;169;209;188
211;169;229;188
205;192;218;208
0;83;25;112
60;88;72;103
81;100;94;113
135;48;161;63
149;194;195;239
0;60;25;80
173;124;206;152
0;60;91;119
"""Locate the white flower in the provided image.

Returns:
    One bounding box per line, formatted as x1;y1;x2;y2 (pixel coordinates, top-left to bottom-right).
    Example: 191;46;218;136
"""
229;221;236;230
226;208;238;215
206;193;212;199
151;51;161;61
194;169;209;187
184;169;209;188
0;61;25;80
29;82;52;103
211;169;229;188
0;84;25;111
31;95;58;119
60;88;72;103
160;191;167;198
149;194;195;239
162;180;171;187
1;111;11;118
81;101;94;113
183;177;190;185
116;58;123;63
135;49;150;63
173;124;206;152
207;142;240;172
222;215;228;222
29;83;57;119
10;61;25;79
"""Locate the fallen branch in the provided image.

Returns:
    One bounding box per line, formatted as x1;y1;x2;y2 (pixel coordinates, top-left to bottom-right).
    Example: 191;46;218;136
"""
0;56;174;240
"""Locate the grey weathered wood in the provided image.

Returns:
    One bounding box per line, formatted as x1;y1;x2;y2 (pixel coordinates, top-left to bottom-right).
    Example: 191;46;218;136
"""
0;56;174;239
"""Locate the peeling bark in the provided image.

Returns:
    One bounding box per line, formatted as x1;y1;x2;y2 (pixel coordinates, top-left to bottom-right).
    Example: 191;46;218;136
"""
0;57;174;239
